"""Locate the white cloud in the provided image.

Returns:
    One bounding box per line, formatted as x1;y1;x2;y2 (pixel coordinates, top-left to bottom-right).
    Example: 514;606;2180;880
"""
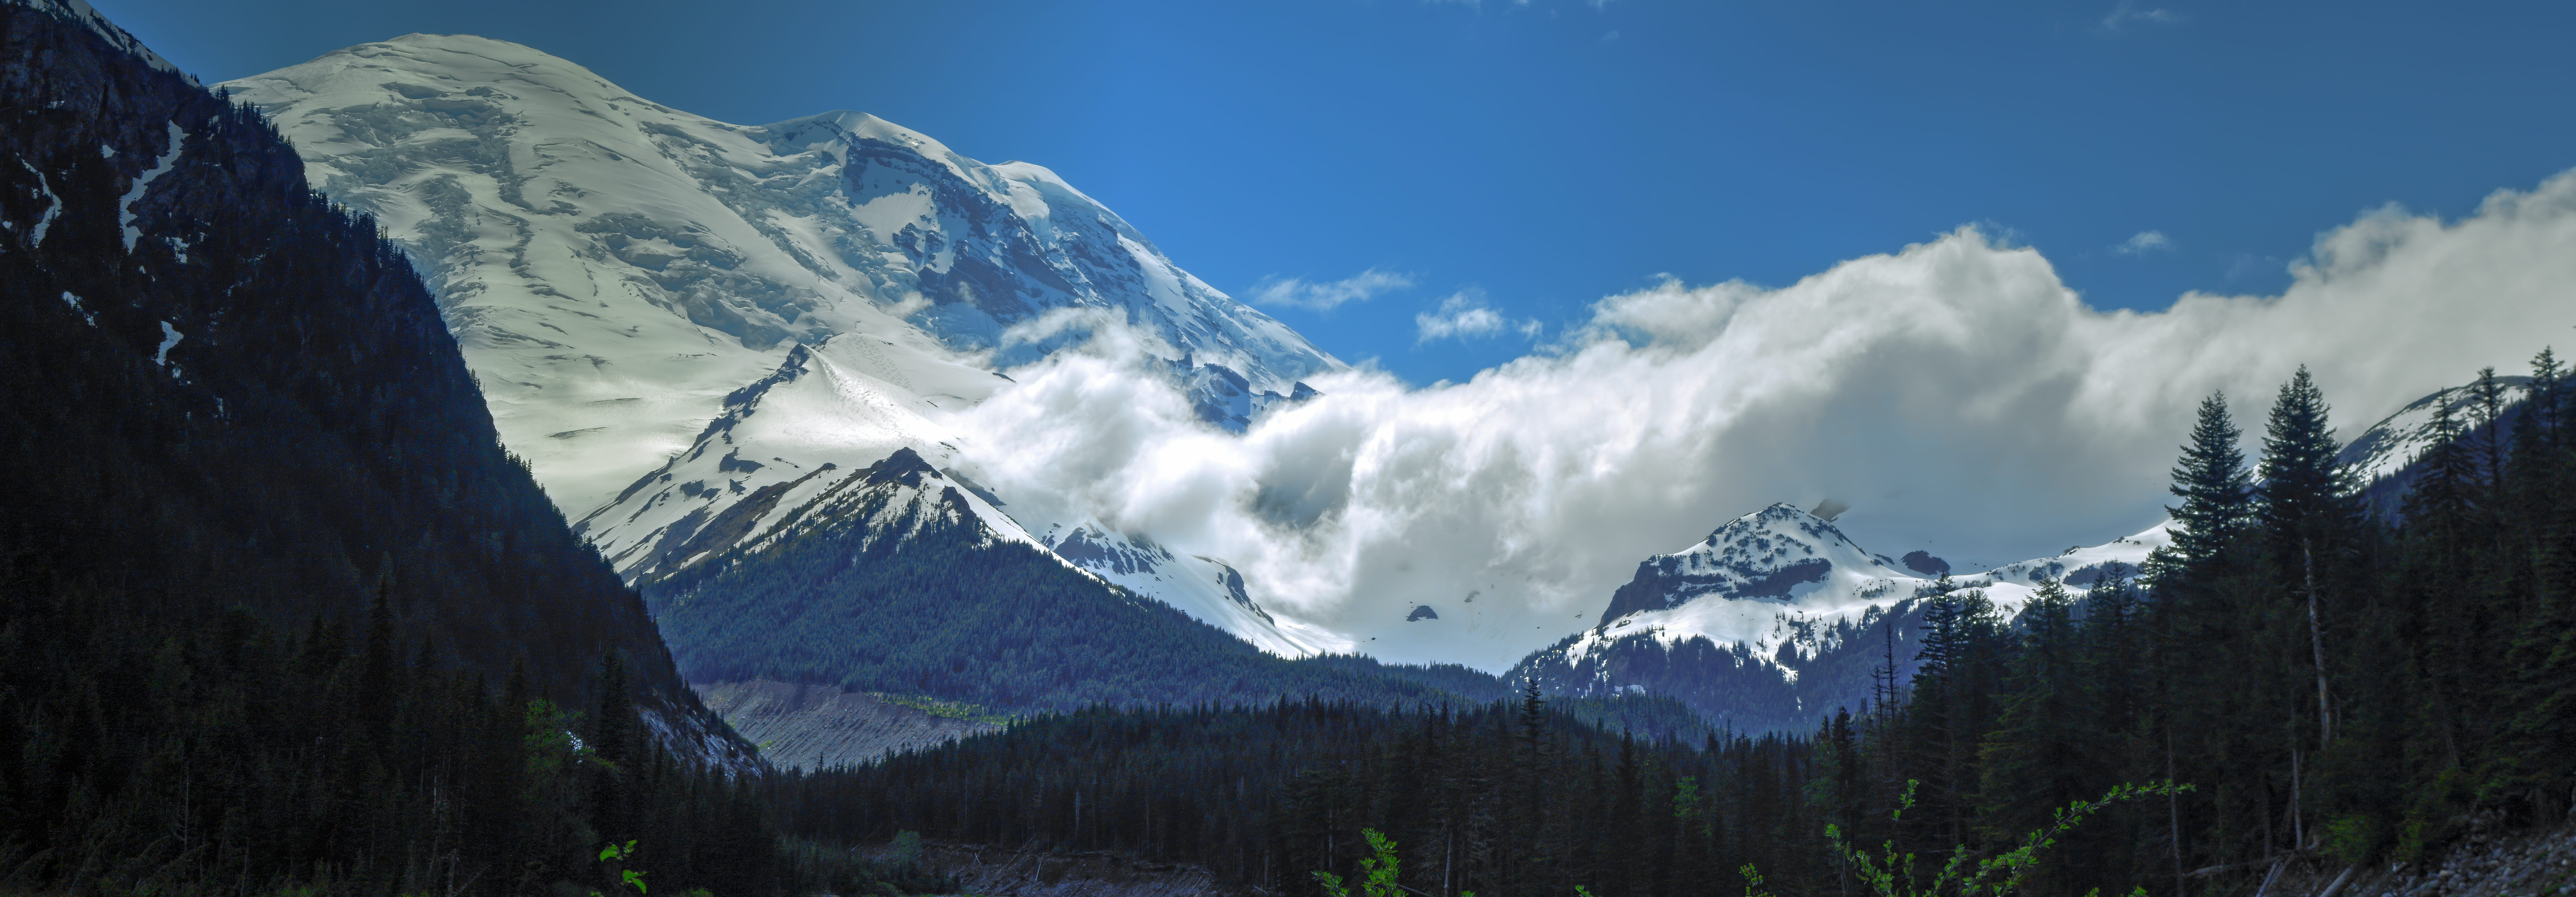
2116;230;2173;255
2101;0;2185;31
948;168;2576;671
1247;268;1415;312
1416;291;1541;343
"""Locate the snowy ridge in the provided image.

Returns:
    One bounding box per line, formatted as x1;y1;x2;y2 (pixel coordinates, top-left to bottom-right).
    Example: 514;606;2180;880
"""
577;332;1009;580
1040;522;1342;658
575;333;1334;654
1521;503;2168;717
221;36;1340;513
2337;376;2532;487
718;446;1048;566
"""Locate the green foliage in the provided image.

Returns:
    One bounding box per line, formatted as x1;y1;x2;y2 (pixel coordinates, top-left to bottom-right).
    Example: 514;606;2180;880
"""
779;838;958;897
1752;780;2185;897
1312;828;1402;897
889;830;924;869
780;696;1831;896
593;841;648;897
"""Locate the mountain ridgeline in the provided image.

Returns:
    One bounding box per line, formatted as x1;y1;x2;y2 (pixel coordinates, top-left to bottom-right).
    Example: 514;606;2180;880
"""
1510;503;2164;734
0;3;783;893
638;445;1712;730
783;360;2576;897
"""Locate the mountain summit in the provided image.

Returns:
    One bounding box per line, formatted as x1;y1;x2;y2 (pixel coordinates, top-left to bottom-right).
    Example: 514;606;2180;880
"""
1511;503;2167;731
223;35;1339;512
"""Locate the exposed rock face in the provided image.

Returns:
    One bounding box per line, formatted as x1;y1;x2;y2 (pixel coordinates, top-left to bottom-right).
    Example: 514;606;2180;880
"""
692;679;997;770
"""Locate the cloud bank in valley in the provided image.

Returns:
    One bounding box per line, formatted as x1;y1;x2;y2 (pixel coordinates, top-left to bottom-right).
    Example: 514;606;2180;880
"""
948;170;2576;670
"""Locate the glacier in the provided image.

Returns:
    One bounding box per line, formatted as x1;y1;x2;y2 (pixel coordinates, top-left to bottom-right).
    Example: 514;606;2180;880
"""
222;34;1339;515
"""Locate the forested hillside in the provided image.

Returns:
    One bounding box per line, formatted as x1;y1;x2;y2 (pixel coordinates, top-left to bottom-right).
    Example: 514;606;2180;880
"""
779;357;2576;897
777;691;1836;896
0;3;778;892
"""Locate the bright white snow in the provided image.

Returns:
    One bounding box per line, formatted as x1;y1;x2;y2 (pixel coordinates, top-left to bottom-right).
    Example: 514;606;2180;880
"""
221;37;1339;515
1552;502;2168;677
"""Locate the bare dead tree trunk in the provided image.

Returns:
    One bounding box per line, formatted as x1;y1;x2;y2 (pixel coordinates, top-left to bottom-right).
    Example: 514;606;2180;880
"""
2305;539;2332;745
2291;744;2304;852
2169;725;2186;897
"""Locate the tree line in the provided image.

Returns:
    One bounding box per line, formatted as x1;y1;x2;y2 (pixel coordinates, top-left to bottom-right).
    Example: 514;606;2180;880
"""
784;354;2576;897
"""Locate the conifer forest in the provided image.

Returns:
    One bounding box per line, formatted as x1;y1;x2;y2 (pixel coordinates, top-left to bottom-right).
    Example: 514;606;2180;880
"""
9;1;2576;896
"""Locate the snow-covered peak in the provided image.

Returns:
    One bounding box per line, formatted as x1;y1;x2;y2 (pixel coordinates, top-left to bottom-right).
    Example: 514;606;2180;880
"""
221;36;1340;513
577;331;1006;581
1563;504;2167;669
1597;502;1901;622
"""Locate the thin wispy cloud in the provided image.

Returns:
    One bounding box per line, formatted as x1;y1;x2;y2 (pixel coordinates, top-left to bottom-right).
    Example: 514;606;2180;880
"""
1416;291;1541;343
2115;230;2173;255
2100;0;2185;31
1246;268;1415;312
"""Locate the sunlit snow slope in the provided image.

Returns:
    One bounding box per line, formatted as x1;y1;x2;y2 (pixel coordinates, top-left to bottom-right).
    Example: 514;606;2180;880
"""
1511;503;2167;731
576;335;1333;656
221;35;1339;514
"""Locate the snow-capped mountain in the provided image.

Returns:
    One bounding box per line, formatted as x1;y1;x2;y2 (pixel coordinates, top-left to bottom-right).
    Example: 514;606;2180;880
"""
577;335;1011;581
577;332;1330;655
1511;503;2167;731
221;35;1339;514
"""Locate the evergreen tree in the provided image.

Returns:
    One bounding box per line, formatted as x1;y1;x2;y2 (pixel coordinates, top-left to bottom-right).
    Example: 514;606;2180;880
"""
2260;366;2361;747
2167;391;2256;567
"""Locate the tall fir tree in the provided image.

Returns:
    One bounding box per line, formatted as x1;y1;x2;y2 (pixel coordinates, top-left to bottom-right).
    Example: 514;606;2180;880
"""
2260;365;2361;747
2166;391;2256;568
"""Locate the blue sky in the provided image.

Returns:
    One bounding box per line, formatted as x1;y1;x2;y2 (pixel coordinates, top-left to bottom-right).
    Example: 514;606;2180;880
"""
106;0;2576;386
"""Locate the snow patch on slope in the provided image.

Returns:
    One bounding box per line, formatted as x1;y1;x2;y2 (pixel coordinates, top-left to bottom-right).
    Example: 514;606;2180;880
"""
119;122;184;251
1038;522;1346;658
2337;375;2533;487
